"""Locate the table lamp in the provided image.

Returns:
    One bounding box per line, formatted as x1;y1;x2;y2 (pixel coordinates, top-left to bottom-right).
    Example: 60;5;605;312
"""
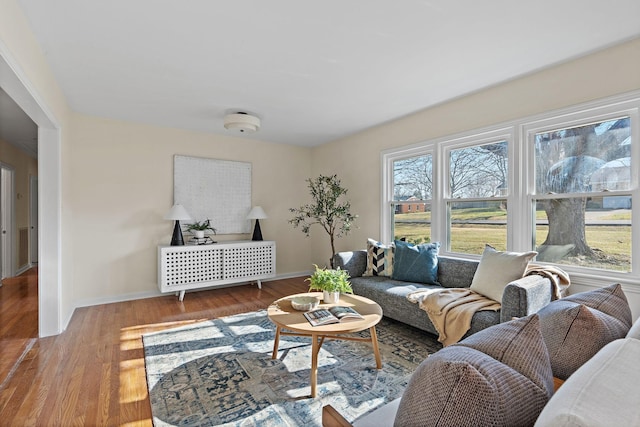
164;204;192;246
247;206;267;241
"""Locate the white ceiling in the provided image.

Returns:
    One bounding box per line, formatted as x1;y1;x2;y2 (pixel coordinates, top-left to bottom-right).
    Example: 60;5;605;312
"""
5;0;640;151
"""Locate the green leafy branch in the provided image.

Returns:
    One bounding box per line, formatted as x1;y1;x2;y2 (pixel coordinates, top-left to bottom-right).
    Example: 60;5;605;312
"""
289;174;357;266
185;219;217;234
306;264;352;293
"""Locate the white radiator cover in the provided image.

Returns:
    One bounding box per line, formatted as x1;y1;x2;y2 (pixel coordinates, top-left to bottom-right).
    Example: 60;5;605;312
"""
158;240;276;296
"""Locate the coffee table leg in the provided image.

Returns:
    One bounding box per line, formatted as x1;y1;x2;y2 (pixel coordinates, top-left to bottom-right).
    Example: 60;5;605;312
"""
370;326;382;369
311;333;320;398
271;325;281;359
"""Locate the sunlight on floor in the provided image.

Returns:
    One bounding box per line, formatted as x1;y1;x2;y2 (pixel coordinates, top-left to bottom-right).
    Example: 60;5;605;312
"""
117;319;207;406
120;319;209;336
229;324;271;335
119;358;147;404
120;420;152;427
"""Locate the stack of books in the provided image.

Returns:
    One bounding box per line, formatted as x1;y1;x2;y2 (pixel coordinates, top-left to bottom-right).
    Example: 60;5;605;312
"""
188;236;216;245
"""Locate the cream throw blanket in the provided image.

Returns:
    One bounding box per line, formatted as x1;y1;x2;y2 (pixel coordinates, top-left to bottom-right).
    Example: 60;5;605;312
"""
407;288;500;347
407;264;570;346
525;263;571;300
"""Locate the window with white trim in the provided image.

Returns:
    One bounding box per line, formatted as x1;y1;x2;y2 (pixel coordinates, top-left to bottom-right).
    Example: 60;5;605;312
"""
446;139;509;254
391;153;432;244
382;91;639;280
528;116;632;272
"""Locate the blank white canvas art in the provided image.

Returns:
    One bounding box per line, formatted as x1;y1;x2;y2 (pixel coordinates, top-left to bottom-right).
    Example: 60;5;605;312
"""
174;155;252;234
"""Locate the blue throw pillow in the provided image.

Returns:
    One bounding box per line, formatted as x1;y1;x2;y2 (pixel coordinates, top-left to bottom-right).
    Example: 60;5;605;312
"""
391;240;440;285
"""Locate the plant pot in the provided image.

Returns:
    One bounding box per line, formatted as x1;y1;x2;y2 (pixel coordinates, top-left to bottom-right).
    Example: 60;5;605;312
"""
323;290;340;304
194;230;205;239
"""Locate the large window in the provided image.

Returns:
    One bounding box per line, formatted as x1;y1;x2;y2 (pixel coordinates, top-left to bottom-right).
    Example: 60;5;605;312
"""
382;91;639;282
392;154;432;244
531;117;632;272
447;140;508;254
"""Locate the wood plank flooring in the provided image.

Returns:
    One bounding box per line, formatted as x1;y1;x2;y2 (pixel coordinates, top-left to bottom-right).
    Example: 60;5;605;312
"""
0;273;308;426
0;268;38;391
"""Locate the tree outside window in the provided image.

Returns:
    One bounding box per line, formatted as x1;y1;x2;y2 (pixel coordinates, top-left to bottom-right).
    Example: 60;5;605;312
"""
533;117;631;271
383;92;638;276
447;140;508;254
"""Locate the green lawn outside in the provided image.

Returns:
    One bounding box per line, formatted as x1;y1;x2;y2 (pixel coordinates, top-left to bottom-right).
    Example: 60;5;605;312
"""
394;208;631;272
396;209;632;223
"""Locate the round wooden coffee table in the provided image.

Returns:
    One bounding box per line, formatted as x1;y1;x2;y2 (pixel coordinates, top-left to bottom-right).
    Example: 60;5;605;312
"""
267;292;383;397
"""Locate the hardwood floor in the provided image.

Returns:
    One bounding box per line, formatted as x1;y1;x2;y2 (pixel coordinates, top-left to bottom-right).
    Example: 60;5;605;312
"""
0;273;309;426
0;268;38;391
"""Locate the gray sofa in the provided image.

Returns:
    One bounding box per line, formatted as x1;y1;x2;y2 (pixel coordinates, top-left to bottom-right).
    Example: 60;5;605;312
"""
341;283;637;427
333;250;555;339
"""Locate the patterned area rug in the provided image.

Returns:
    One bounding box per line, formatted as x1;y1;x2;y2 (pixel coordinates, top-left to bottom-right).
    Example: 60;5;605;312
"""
143;310;441;426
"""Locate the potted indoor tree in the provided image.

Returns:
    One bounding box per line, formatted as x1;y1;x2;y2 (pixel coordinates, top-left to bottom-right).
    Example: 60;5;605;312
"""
289;174;357;268
185;219;217;239
306;264;352;303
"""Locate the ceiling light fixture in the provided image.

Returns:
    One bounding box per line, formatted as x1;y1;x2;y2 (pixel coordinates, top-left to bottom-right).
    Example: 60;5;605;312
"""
224;112;261;133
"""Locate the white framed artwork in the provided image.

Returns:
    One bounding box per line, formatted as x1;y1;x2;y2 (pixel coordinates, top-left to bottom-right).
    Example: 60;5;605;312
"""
173;155;252;234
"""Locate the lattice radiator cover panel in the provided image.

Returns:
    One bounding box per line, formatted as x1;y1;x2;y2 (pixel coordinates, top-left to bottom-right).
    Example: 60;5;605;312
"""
162;246;224;287
224;244;275;279
158;241;276;294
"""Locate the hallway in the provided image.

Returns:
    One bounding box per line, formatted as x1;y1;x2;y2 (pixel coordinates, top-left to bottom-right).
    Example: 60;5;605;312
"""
0;268;38;388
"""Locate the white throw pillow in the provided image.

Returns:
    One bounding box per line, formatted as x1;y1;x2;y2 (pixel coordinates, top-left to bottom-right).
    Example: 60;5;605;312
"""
470;245;537;302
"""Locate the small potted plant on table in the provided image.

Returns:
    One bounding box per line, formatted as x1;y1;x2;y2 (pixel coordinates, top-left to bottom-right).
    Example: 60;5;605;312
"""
306;264;352;304
185;219;217;240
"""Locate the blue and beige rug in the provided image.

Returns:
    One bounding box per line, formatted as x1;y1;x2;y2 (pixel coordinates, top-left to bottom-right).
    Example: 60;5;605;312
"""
142;310;441;426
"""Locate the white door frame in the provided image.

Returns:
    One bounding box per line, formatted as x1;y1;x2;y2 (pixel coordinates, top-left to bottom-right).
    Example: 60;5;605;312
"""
0;45;63;337
29;175;38;265
0;163;15;280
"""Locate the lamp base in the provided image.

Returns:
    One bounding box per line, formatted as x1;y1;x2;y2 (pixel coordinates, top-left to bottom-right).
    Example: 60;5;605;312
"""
170;220;185;246
251;219;263;241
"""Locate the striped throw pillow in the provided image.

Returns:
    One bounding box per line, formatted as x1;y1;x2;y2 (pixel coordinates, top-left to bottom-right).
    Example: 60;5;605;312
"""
364;238;394;277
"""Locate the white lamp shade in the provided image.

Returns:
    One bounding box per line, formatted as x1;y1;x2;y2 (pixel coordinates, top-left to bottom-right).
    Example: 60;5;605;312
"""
247;206;268;219
164;204;192;221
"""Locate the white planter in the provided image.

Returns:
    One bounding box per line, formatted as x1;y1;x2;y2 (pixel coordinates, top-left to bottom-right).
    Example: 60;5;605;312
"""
194;230;205;239
323;290;340;304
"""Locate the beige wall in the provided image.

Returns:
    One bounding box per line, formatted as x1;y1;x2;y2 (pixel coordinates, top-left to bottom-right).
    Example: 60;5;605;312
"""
0;138;38;270
0;0;69;120
68;114;313;303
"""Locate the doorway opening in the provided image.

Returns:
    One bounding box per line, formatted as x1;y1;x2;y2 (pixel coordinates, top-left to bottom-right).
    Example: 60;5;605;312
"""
1;48;62;337
0;164;14;281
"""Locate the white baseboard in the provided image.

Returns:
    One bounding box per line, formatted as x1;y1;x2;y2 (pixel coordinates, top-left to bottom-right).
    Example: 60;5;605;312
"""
73;290;162;311
64;272;311;331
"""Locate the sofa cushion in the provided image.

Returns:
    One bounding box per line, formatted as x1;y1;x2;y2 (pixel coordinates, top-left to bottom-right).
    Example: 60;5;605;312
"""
470;244;537;302
391;240;440;285
534;338;640;427
537;288;631;380
627;317;640;339
563;283;632;328
349;276;500;337
436;256;478;288
394;315;553;426
364;238;394;277
453;314;553;392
